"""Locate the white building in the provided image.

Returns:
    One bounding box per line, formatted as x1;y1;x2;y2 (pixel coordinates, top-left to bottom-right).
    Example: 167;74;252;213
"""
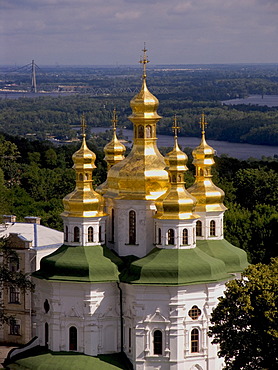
13;53;248;369
0;215;63;345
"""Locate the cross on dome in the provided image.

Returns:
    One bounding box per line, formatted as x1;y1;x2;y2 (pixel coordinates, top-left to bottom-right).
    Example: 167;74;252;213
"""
172;114;180;139
81;113;87;138
139;42;149;79
200;112;208;135
111;108;118;132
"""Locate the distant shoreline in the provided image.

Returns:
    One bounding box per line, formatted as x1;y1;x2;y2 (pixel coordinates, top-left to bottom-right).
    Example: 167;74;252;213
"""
222;94;278;107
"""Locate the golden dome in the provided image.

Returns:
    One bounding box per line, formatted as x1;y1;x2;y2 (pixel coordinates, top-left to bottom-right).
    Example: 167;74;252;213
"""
97;109;126;195
61;136;107;218
129;78;161;120
155;118;198;220
103;109;126;170
187;114;226;213
103;48;169;200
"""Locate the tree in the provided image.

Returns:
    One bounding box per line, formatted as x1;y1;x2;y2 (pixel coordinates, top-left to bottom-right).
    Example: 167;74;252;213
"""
0;237;34;323
209;258;278;370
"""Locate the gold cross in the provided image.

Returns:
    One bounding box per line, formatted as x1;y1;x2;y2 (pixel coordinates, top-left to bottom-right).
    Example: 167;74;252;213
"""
172;115;180;138
139;42;149;78
81;113;86;137
111;108;118;131
200;112;208;134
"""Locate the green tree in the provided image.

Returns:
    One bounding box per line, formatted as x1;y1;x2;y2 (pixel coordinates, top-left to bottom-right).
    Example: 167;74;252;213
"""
209;258;278;370
234;168;278;209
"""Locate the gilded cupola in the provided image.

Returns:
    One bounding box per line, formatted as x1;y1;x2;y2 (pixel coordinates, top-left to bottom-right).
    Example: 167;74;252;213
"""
104;109;126;170
187;113;227;212
61;115;107;218
97;109;126;195
103;47;169;200
155;117;198;219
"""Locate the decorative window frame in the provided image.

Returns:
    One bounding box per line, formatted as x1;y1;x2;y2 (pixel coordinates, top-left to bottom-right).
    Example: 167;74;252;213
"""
143;308;170;359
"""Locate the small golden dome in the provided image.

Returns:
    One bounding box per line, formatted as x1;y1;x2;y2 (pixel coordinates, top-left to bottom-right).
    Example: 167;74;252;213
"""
97;110;126;195
187;114;226;213
103;109;126;170
155;118;197;220
62;137;107;218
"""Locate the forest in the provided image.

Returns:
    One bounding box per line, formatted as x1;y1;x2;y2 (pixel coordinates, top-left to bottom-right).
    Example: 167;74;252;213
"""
1;63;278;145
0;131;276;266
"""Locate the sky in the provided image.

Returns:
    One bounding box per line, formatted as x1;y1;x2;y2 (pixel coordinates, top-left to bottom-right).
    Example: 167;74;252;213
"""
1;0;278;66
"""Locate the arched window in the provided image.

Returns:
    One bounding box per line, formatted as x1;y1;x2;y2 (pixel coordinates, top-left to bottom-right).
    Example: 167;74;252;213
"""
199;169;204;177
69;326;77;351
65;226;68;242
182;228;188;245
210;220;216;236
79;173;83;181
138;125;144;138
153;330;163;355
158;228;162;245
111;209;115;242
191;329;199;353
129;210;136;244
99;226;102;242
167;229;174;245
74;227;80;242
45;323;49;348
196;220;202;237
88;227;94;242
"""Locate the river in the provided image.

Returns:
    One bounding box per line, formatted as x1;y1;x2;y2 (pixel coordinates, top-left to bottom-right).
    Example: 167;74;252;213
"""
91;127;278;160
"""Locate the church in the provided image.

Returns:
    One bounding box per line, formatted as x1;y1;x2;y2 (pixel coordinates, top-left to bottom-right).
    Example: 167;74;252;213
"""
10;50;248;370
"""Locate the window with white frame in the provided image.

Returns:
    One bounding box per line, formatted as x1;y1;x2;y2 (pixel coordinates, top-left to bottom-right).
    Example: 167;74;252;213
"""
153;330;163;355
191;328;199;353
88;226;94;242
210;220;216;236
129;210;136;244
167;229;174;245
182;228;188;245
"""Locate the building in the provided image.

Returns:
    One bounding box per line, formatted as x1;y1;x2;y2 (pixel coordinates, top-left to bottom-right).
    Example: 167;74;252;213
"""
0;215;63;345
6;51;248;369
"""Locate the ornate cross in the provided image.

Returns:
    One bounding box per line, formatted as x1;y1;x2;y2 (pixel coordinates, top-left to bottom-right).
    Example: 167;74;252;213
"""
81;113;86;137
111;108;118;132
172;115;180;138
139;42;149;78
200;112;208;134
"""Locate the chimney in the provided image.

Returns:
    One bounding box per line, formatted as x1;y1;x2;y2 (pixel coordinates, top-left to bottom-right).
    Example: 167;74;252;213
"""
24;216;41;225
3;215;17;223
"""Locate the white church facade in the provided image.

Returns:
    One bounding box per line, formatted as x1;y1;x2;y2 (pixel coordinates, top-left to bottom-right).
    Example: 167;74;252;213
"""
29;51;248;370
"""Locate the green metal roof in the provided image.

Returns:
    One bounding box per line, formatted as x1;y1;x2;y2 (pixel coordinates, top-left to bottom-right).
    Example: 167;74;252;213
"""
120;246;231;286
5;349;132;370
197;239;249;273
33;244;122;283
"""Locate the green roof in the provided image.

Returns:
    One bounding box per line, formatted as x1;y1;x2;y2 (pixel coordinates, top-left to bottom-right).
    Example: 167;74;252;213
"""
5;348;132;370
120;246;230;286
197;239;249;273
33;244;122;283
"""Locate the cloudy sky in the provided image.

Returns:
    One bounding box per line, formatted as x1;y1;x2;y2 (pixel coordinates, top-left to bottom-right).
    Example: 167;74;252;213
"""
1;0;278;66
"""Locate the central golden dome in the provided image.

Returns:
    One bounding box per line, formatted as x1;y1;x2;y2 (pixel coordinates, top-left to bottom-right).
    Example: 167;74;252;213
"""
102;49;169;200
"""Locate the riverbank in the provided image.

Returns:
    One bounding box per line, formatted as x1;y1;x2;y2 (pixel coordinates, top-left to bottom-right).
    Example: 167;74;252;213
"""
91;127;278;160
